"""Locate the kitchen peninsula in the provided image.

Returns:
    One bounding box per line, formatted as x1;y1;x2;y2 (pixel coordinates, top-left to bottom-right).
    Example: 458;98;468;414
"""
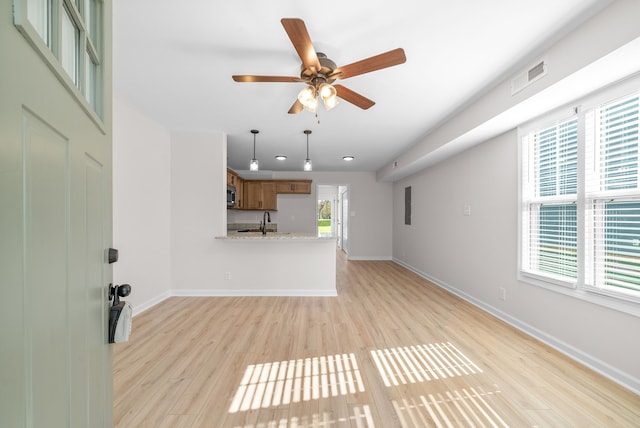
215;231;337;295
222;168;335;295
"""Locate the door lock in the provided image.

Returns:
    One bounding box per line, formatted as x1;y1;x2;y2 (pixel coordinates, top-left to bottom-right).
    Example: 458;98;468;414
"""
108;283;132;343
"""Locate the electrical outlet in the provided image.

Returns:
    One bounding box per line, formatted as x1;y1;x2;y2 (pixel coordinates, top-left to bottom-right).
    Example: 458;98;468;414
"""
463;204;471;216
224;272;231;280
499;287;506;301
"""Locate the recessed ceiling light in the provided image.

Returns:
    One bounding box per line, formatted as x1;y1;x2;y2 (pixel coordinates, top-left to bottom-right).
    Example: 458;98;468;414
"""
342;156;355;161
275;155;287;160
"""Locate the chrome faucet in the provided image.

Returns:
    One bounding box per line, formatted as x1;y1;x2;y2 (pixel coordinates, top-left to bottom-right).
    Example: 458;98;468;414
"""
260;210;271;235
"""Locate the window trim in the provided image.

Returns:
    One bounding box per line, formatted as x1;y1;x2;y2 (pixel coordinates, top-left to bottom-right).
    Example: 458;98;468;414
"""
518;73;640;318
13;0;105;132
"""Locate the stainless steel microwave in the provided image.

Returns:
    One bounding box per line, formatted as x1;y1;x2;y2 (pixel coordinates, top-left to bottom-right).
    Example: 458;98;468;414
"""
227;185;236;208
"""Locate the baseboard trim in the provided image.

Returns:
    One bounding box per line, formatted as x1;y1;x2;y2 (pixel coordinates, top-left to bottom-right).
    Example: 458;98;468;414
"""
131;288;337;317
171;289;338;297
392;257;640;395
347;256;393;261
131;290;172;317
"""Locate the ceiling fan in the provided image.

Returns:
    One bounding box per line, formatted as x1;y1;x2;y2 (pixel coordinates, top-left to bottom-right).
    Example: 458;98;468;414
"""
232;18;407;114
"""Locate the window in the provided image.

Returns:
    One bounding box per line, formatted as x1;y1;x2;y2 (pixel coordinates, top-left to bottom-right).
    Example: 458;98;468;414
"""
585;93;640;298
13;0;104;123
520;79;640;306
522;118;578;283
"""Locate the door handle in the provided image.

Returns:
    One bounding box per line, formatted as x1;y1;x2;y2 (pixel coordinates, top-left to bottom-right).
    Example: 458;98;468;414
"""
108;283;132;343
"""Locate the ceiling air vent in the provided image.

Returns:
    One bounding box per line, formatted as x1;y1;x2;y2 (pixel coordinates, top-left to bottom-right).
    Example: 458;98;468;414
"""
511;59;547;95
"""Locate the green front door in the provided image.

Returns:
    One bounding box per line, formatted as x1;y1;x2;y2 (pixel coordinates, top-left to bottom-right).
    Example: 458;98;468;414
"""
0;1;113;426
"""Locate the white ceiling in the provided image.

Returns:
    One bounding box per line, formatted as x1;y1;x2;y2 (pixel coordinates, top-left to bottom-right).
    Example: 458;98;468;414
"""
113;0;610;174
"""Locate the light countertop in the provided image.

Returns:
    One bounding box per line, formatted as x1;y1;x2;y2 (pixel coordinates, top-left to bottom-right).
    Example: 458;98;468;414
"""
217;231;335;240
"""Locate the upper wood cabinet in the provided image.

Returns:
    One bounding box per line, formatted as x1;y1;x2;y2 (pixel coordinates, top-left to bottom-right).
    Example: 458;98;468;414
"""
227;169;239;187
235;176;244;209
245;181;277;210
275;180;312;194
226;168;312;210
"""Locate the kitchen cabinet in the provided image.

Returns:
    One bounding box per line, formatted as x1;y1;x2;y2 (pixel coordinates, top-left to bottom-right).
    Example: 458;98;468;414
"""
227;169;239;187
235;177;244;209
226;168;312;210
245;181;277;210
275;180;312;194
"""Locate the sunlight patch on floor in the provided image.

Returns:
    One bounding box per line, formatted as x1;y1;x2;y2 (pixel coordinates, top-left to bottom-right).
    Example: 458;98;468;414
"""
231;405;374;428
371;342;483;387
229;353;365;413
393;386;508;428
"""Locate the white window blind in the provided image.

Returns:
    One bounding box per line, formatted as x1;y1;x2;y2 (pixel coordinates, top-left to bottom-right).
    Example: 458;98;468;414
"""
521;85;640;304
585;93;640;296
521;118;578;284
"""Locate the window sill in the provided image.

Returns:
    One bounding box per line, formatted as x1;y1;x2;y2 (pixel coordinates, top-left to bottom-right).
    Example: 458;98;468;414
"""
518;271;640;318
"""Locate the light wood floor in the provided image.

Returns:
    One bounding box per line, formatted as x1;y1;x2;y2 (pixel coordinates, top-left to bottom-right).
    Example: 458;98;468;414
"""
114;250;640;427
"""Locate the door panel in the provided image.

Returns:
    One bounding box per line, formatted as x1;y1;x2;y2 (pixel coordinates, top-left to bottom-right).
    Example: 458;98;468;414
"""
23;109;70;427
85;155;108;427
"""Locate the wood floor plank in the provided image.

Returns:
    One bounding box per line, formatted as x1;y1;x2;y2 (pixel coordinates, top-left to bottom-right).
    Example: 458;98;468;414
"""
114;249;640;427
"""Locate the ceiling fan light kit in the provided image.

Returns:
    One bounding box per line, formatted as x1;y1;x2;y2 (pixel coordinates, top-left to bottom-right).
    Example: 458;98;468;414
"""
232;18;406;114
297;85;318;112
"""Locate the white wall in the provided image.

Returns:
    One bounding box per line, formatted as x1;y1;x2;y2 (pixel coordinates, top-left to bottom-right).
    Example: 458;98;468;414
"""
274;171;393;260
169;133;335;295
393;129;640;393
170;131;227;290
113;95;172;312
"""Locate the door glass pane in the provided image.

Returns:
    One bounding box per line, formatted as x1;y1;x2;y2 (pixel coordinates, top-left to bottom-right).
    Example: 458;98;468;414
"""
27;0;50;44
85;50;96;108
61;6;79;86
85;0;101;50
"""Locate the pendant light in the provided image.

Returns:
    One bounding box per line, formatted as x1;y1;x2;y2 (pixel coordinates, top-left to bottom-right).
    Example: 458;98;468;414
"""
249;129;259;171
303;130;312;171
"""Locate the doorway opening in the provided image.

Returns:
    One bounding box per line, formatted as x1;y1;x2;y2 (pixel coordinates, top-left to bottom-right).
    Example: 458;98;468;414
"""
317;185;349;254
317;199;332;237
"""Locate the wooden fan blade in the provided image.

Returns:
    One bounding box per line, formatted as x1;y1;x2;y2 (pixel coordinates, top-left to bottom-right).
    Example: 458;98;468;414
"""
334;48;406;80
288;99;303;114
232;75;302;83
334;84;375;110
281;18;321;73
